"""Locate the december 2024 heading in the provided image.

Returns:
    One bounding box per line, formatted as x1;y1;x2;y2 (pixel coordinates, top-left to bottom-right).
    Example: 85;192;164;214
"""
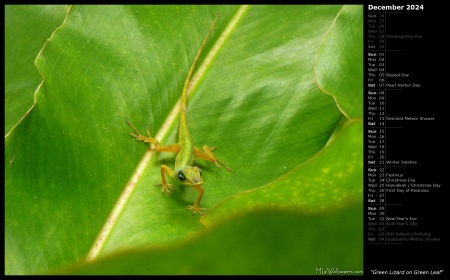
368;4;424;11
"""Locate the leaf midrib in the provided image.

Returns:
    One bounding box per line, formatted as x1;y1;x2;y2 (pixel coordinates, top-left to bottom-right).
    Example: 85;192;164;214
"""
85;5;249;261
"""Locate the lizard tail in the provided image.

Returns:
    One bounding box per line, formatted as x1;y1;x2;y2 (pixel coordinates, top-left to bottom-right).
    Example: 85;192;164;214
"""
180;15;219;109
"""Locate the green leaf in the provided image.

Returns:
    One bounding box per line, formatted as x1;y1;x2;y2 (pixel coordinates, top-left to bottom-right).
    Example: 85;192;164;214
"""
55;205;363;275
316;5;364;119
5;5;68;135
5;5;363;274
202;120;363;224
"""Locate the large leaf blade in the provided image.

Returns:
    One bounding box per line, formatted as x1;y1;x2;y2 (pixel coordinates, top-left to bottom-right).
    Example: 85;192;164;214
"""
5;5;67;135
5;5;350;274
56;205;363;275
98;5;344;257
202;120;363;224
316;5;364;119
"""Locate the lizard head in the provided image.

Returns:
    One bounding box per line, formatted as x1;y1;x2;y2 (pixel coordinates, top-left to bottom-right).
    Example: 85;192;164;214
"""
175;166;203;186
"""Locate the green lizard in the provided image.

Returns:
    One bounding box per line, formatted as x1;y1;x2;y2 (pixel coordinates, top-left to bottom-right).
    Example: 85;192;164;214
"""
127;16;233;215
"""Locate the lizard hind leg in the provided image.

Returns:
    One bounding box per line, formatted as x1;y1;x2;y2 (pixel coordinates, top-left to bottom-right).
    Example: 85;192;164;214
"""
126;120;161;147
194;145;234;172
203;145;234;172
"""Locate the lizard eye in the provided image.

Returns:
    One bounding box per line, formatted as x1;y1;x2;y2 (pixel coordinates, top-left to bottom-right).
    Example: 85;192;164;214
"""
198;168;202;176
177;171;186;181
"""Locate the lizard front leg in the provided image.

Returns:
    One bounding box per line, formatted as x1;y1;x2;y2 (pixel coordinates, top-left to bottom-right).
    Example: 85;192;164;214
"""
187;185;207;215
155;164;175;195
